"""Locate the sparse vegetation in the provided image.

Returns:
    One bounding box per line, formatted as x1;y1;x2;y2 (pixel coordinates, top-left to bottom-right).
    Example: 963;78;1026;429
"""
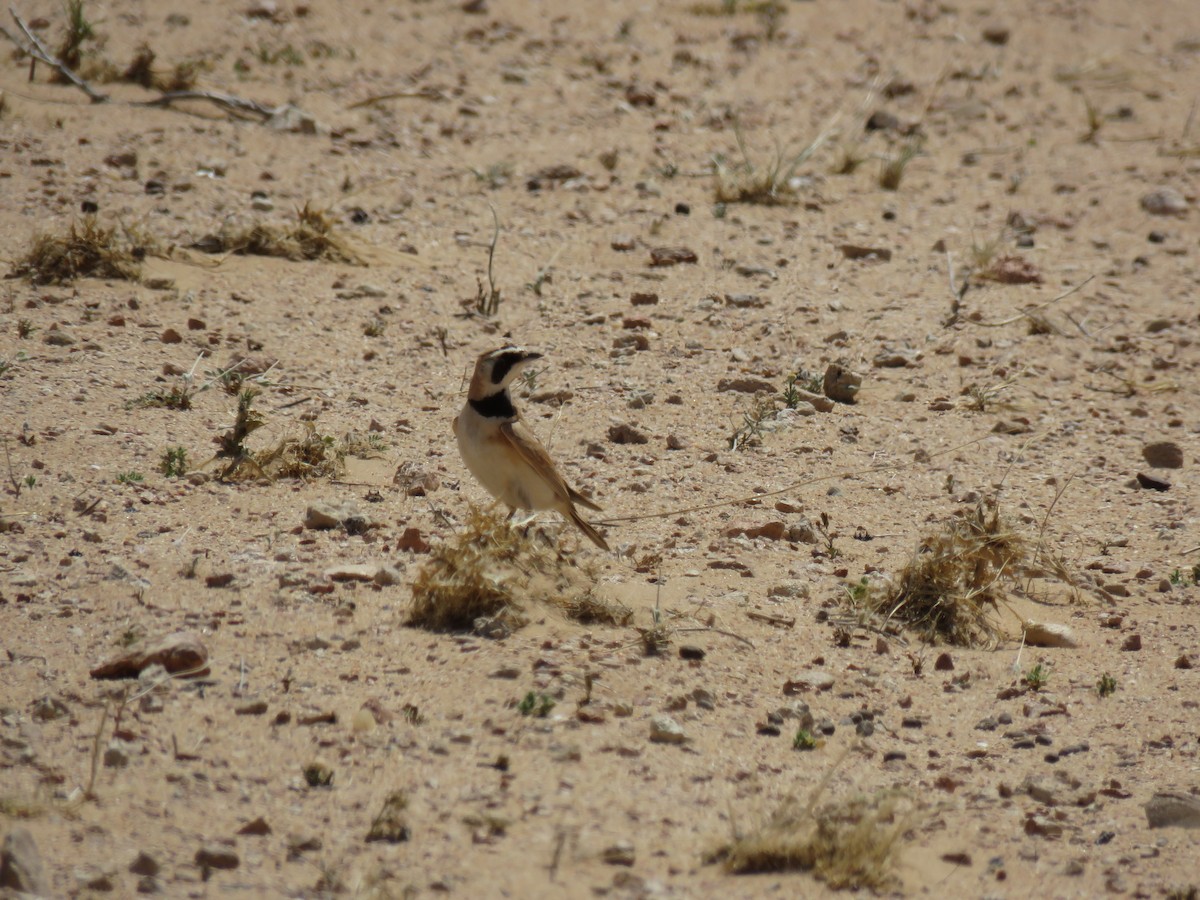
1097;672;1117;697
1024;663;1049;692
713;122;829;205
115;471;144;484
407;505;622;633
9;216;152;285
793;728;817;750
711;782;911;889
160;447;188;478
879;138;922;190
517;691;556;717
193;204;365;264
845;499;1076;647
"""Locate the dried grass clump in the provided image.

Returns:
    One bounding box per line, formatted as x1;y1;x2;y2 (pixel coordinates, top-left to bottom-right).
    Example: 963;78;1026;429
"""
195;204;364;265
713;787;911;889
713;125;829;206
408;506;618;633
859;500;1074;647
9;217;151;285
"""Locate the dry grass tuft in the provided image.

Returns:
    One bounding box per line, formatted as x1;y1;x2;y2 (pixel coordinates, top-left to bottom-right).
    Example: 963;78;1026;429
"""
408;506;619;633
853;499;1074;647
713;123;830;206
713;786;911;889
194;204;365;265
9;216;152;285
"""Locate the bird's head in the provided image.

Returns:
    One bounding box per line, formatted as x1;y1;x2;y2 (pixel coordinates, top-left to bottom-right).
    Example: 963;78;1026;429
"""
469;346;543;397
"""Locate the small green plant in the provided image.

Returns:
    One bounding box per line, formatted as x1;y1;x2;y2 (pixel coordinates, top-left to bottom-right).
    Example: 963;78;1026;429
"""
23;474;36;490
363;318;386;337
17;319;35;338
131;385;193;410
793;728;817;750
469;206;502;317
1024;663;1049;692
57;0;97;73
1097;672;1117;698
116;471;144;484
160;447;188;478
518;691;556;718
845;577;871;604
1169;568;1186;586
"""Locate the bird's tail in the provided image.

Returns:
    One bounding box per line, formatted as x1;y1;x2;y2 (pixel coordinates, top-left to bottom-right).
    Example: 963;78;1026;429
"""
568;507;610;552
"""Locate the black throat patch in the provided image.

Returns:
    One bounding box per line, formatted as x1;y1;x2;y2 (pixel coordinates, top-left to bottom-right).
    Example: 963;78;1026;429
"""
469;392;517;420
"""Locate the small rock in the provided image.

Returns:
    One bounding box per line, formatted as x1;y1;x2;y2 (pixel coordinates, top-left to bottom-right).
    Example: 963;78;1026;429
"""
612;237;637;252
1140;188;1188;216
608;423;648;445
0;828;50;895
873;348;922;368
91;631;209;679
1176;654;1194;670
678;645;706;661
304;501;354;530
194;843;239;873
129;852;161;877
104;739;132;768
839;243;892;262
325;564;376;583
160;328;182;344
783;671;834;693
373;565;402;586
630;291;658;305
1024;622;1079;649
397;527;431;553
934;652;954;671
1145;791;1200;828
823;363;861;404
31;695;70;721
366;791;411;843
666;433;688;451
648;246;697;267
266;103;321;135
601;841;636;866
237;817;272;836
723;521;786;541
1143;442;1183;469
1122;633;1142;651
1136;472;1171;491
717;377;775;394
981;24;1010;44
649;716;688;744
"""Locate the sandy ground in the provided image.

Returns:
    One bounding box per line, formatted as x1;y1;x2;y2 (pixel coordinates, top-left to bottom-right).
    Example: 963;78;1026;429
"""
2;0;1199;896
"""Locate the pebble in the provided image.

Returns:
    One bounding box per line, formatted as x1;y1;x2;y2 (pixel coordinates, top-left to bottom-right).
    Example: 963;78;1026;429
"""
1023;621;1079;649
784;671;835;693
0;828;49;895
1140;188;1188;216
723;521;786;541
649;716;688;744
601;841;636;866
1142;441;1183;469
873;348;922;368
129;852;161;877
823;363;861;403
934;653;953;671
325;564;377;583
91;631;210;679
397;528;431;553
717;377;775;394
608;423;648;445
1144;791;1200;828
104;739;133;768
1137;472;1166;494
649;246;697;267
194;844;239;873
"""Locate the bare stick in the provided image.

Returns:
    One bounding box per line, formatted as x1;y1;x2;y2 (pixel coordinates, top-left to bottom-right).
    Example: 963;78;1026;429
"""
973;275;1094;328
2;435;20;496
135;90;275;120
2;7;107;103
347;87;445;109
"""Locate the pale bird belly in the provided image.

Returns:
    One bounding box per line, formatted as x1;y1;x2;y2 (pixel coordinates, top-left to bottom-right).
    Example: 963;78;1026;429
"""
456;413;560;511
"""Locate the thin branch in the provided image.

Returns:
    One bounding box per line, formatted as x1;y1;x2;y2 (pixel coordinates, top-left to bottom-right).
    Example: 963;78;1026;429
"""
3;7;108;103
135;90;275;120
973;275;1094;328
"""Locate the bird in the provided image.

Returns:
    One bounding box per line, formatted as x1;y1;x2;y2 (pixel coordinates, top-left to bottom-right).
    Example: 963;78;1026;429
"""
453;346;610;551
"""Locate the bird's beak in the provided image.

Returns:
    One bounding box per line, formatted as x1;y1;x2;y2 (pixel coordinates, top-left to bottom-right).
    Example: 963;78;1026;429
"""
521;351;543;362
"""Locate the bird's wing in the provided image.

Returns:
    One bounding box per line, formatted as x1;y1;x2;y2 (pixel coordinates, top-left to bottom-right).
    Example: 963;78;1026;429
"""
499;421;583;506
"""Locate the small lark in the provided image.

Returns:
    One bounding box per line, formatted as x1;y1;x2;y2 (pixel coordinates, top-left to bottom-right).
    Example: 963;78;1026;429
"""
453;346;609;550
